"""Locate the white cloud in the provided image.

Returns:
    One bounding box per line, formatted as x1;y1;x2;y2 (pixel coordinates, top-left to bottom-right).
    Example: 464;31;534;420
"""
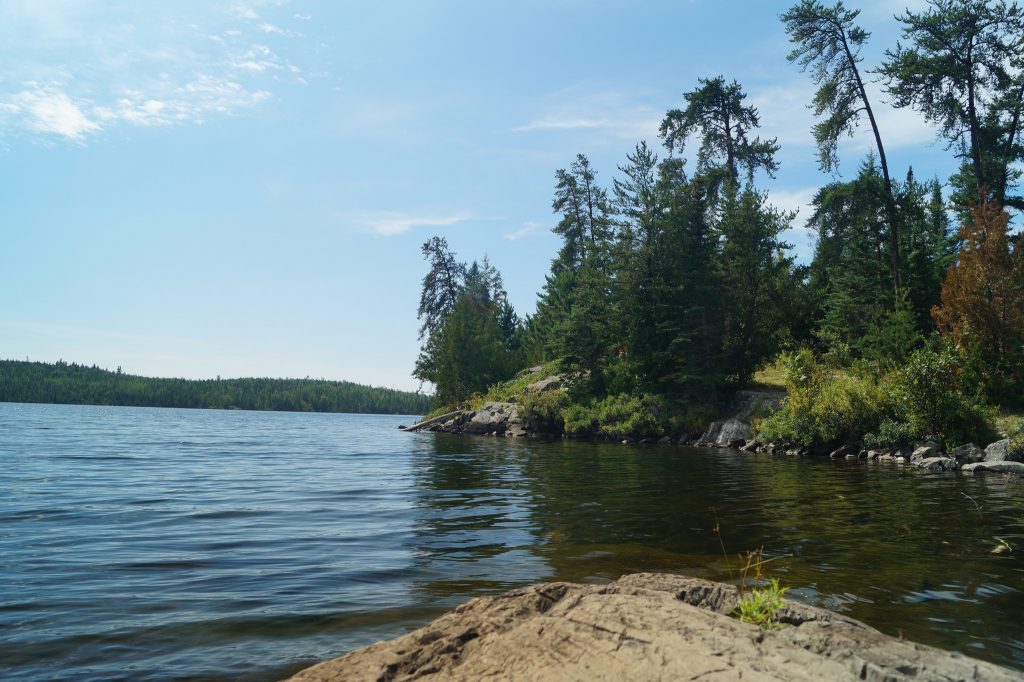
513;86;665;141
504;221;542;240
0;1;312;144
10;88;100;141
513;117;610;132
768;187;817;220
348;211;476;237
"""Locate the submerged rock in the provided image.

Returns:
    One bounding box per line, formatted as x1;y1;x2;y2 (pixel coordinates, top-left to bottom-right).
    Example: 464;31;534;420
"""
286;573;1020;682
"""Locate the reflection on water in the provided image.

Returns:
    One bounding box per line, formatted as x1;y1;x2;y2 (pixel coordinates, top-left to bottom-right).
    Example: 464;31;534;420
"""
1;403;1022;681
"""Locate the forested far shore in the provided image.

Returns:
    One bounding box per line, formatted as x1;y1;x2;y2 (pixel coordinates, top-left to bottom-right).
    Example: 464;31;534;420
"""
0;360;432;415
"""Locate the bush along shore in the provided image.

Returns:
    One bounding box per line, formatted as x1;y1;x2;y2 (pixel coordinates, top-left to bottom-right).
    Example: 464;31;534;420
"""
402;357;1024;476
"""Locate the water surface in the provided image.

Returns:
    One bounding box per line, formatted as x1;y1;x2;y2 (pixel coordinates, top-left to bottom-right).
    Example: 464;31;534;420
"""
1;402;1022;680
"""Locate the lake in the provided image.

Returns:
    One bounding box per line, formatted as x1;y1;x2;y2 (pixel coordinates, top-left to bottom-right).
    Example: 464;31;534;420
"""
1;402;1022;680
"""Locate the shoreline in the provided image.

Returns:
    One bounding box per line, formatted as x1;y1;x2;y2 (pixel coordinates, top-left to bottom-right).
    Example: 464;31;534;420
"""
284;573;1023;681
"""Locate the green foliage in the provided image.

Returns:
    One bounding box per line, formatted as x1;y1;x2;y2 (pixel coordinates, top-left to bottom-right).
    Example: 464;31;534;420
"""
733;579;790;631
477;362;560;404
757;346;997;448
863;419;915;448
891;345;997;447
0;360;432;415
757;350;892;446
563;393;662;439
1008;421;1024;458
521;389;568;434
415;242;526;406
879;0;1024;207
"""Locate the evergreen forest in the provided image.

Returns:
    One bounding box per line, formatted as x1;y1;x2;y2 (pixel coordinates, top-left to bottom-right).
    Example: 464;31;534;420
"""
0;360;432;415
414;0;1024;448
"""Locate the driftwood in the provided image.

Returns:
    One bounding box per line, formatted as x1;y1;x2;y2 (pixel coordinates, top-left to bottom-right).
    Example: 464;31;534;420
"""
400;410;463;432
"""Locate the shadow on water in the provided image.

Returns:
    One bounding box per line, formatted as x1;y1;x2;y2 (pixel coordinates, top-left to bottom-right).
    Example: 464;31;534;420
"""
405;433;1024;668
1;403;1022;680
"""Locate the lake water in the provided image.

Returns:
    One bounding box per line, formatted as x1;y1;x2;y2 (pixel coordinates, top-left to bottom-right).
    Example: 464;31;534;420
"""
1;402;1023;680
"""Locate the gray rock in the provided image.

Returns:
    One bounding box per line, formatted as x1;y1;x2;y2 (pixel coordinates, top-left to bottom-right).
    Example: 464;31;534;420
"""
911;444;941;462
962;461;1024;474
658;436;673;445
522;375;562;396
462;402;519;435
985;438;1022;462
829;444;853;459
286;573;1022;682
917;457;957;472
717;418;753;446
951;443;985;463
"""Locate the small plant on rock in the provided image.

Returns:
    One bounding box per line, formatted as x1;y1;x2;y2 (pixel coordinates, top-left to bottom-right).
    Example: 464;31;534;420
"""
734;579;790;631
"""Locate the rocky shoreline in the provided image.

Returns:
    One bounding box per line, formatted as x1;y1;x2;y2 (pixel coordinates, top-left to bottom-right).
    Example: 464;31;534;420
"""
285;573;1021;681
401;382;1023;476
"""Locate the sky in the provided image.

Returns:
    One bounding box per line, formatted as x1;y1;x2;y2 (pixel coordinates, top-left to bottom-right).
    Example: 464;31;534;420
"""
1;0;960;392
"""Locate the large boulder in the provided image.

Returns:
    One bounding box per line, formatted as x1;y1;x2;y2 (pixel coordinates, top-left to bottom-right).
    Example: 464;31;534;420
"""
985;438;1023;462
916;457;957;472
911;443;942;462
286;573;1021;682
950;443;985;464
962;461;1024;474
717;418;753;447
462;402;520;436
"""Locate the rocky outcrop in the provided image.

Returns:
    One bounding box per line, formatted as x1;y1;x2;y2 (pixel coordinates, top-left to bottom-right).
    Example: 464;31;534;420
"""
698;390;784;447
951;443;985;464
984;438;1023;463
461;402;524;437
285;573;1020;682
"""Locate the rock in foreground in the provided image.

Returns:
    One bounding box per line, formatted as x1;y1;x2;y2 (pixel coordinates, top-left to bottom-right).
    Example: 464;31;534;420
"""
285;573;1018;682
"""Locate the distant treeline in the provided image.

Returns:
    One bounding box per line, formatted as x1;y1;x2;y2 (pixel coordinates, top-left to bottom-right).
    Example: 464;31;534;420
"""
0;360;432;415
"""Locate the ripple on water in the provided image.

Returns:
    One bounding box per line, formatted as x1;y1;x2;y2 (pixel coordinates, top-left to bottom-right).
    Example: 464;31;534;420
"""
1;403;1023;681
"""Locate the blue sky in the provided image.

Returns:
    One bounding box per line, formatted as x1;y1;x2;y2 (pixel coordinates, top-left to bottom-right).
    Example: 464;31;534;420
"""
1;0;957;391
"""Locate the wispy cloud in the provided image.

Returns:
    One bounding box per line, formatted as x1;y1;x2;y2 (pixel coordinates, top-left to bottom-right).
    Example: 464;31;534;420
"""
504;220;542;240
9;87;100;141
346;211;476;237
513;118;610;132
0;1;316;144
512;86;665;141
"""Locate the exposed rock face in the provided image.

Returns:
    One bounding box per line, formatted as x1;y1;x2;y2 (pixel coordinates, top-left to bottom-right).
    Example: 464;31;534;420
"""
285;573;1019;682
523;376;562;396
462;402;522;437
699;390;784;447
985;438;1023;463
962;461;1024;474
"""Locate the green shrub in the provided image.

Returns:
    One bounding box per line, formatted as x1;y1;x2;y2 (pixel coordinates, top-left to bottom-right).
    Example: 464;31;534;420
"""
521;389;568;434
1008;421;1024;457
593;393;661;438
756;346;997;449
563;401;598;436
891;345;996;447
562;393;662;438
863;419;915;448
755;351;891;446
